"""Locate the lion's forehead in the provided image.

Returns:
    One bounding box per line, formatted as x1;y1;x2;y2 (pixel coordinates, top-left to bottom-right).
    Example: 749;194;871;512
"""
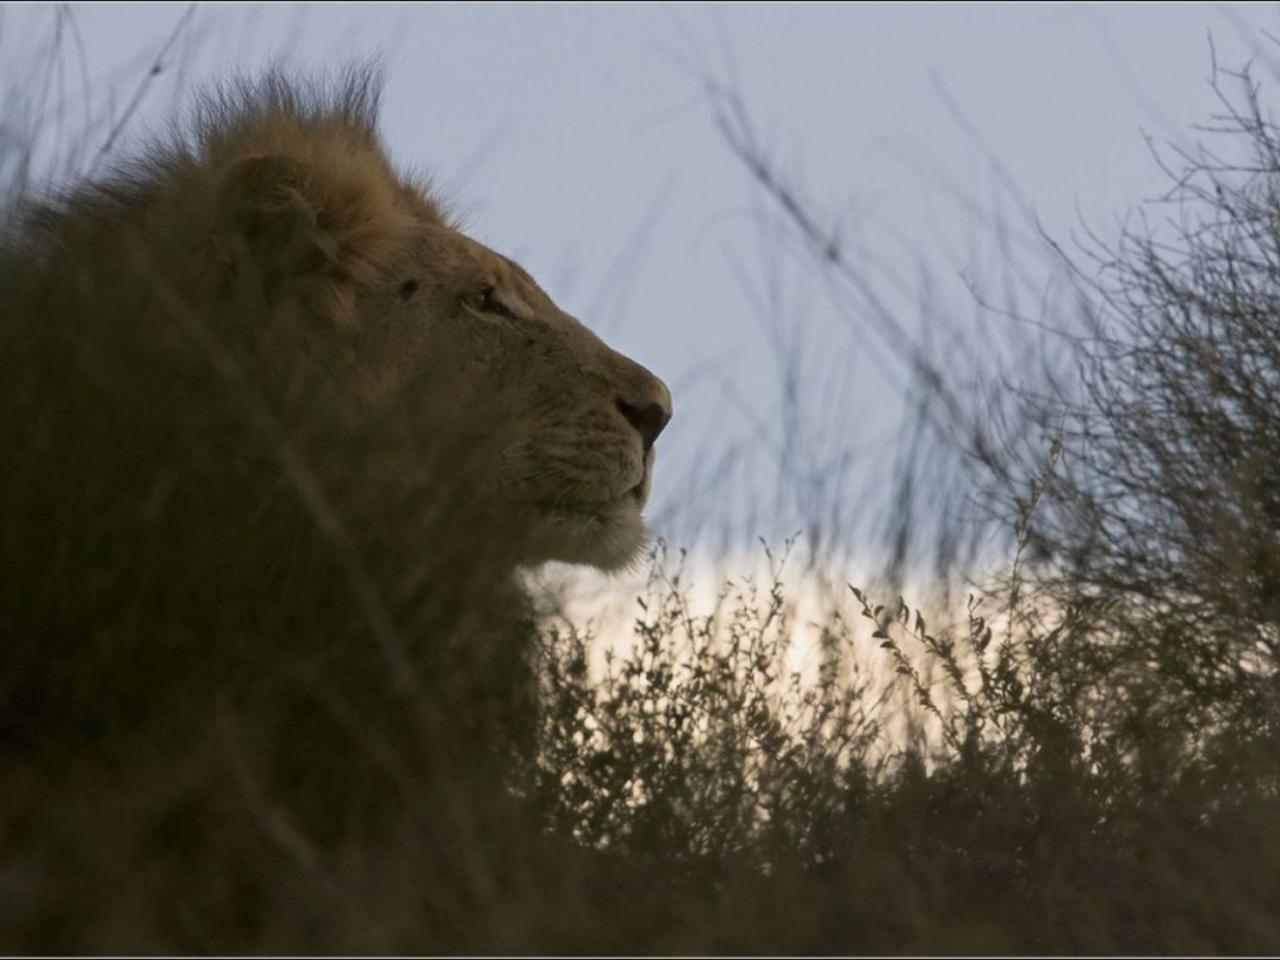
411;228;535;291
496;253;539;290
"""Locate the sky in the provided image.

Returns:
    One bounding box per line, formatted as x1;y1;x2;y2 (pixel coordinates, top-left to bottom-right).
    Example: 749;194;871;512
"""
5;1;1280;573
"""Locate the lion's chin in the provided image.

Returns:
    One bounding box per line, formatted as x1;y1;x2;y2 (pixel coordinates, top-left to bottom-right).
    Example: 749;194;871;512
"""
525;500;649;573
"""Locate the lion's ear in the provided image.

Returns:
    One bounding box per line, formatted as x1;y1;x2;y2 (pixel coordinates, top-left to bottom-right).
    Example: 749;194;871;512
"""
213;153;341;294
211;149;413;326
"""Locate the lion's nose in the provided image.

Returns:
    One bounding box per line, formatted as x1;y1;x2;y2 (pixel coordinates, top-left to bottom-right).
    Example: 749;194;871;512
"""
616;382;672;451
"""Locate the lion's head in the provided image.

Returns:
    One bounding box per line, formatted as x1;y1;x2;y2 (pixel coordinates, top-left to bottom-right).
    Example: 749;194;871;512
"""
180;70;673;574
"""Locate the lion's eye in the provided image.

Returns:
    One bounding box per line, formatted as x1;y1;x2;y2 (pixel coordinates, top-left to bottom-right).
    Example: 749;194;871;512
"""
476;285;516;321
398;279;419;299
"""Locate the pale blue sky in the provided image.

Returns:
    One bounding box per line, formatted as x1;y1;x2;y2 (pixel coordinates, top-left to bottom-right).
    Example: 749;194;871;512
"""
6;2;1278;561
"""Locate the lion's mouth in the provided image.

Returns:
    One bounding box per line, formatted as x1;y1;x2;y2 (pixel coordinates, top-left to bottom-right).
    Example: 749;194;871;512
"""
526;448;655;570
627;448;655;507
528;448;655;521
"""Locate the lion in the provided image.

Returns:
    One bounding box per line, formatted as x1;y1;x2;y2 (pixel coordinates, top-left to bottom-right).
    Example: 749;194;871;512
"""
0;66;671;718
0;67;672;947
130;68;671;573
